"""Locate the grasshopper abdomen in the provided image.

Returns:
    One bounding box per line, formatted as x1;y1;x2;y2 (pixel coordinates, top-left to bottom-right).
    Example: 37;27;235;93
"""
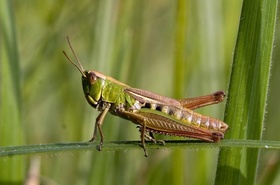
143;102;228;133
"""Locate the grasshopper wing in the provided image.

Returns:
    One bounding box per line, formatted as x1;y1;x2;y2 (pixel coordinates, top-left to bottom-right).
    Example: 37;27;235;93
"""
125;87;181;107
126;88;225;110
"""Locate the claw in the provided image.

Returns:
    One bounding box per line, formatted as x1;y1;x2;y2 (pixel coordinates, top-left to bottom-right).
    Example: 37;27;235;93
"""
97;143;103;151
88;136;96;142
144;149;148;157
144;132;165;145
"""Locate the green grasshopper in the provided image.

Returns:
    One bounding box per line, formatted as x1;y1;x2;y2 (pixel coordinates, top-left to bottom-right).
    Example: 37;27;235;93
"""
63;37;229;156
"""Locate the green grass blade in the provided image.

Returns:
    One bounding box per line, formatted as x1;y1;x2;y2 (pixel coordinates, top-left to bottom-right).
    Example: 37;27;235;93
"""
1;139;280;157
215;0;278;184
0;0;26;183
171;0;188;184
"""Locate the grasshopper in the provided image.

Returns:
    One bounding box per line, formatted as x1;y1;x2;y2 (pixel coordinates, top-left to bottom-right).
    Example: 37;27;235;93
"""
63;37;229;156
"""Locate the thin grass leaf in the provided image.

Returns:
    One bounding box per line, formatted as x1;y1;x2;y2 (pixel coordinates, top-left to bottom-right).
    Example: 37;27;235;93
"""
0;0;25;183
215;0;278;184
1;139;280;157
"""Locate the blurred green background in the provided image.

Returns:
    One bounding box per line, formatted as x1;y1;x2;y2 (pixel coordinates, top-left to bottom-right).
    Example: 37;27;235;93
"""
1;0;280;184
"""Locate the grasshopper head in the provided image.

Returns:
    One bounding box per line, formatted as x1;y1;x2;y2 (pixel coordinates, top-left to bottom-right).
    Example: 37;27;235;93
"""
63;36;106;109
82;71;106;108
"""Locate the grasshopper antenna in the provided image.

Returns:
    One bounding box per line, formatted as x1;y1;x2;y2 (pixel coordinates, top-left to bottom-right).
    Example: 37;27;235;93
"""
63;36;86;77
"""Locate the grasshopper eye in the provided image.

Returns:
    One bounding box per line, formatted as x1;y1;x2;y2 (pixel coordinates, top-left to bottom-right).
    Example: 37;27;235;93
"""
88;72;97;84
